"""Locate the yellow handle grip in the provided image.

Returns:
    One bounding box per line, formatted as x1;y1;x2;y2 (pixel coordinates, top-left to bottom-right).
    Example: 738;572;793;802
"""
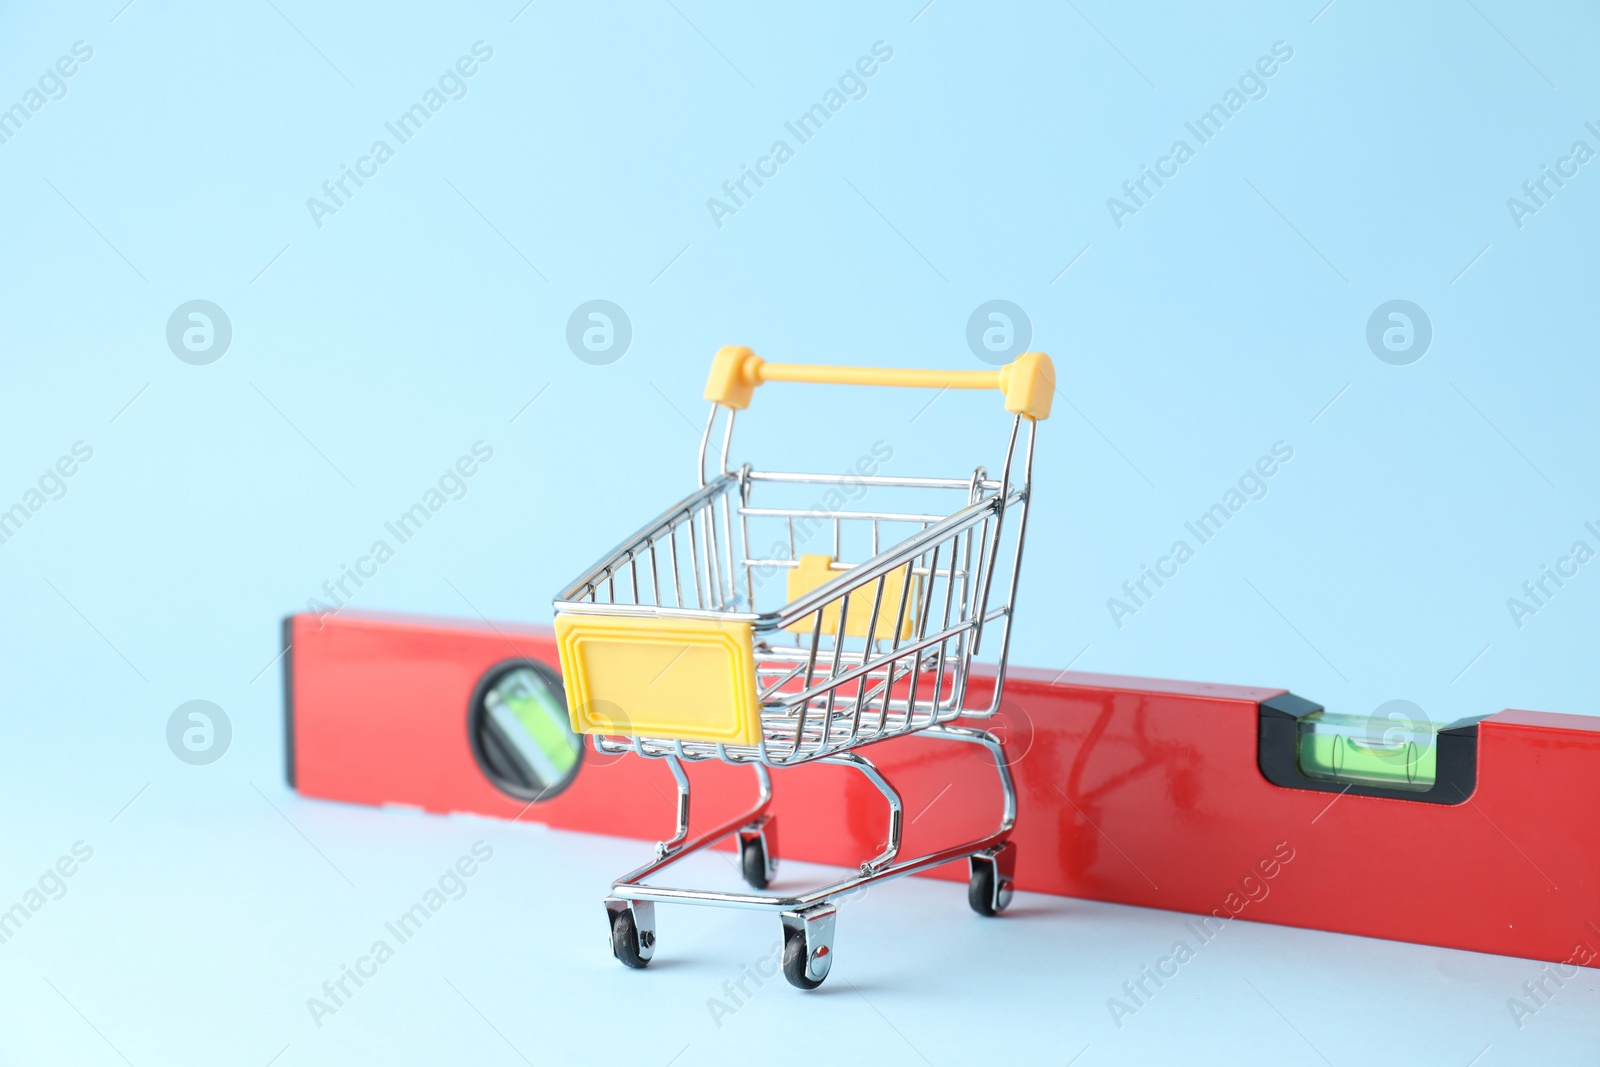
703;346;1055;421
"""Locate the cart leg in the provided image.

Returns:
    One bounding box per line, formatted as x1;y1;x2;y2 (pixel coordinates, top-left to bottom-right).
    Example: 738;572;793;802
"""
656;755;692;859
779;902;837;990
612;758;774;892
604;897;656;968
821;751;902;874
967;840;1015;916
735;762;777;889
921;724;1018;834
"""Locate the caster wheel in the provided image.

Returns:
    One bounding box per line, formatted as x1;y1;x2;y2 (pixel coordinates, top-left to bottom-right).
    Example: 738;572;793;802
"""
740;835;769;890
610;909;649;968
737;816;777;890
781;925;827;990
968;844;1015;917
779;903;837;990
968;862;999;916
606;899;655;968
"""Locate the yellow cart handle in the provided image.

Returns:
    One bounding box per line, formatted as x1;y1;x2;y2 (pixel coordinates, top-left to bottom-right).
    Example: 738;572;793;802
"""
703;346;1055;421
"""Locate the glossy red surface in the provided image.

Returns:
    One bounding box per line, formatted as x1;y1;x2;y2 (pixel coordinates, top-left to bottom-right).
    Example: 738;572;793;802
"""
286;611;1600;967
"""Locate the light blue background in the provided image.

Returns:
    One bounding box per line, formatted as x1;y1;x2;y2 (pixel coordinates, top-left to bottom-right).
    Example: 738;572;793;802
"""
0;1;1595;1063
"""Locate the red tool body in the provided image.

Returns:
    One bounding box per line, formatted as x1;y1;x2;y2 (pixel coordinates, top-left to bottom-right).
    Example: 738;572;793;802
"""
285;611;1600;968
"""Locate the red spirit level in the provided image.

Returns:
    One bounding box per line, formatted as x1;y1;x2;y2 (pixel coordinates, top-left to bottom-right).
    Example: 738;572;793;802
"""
284;611;1600;969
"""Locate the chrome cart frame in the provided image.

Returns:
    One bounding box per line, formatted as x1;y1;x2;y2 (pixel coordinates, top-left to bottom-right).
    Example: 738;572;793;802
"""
553;350;1051;988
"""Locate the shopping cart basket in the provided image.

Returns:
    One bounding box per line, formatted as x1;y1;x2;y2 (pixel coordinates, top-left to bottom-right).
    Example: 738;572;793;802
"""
553;345;1054;988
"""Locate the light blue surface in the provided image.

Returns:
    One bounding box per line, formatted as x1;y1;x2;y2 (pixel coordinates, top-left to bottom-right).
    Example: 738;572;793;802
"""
0;1;1596;1063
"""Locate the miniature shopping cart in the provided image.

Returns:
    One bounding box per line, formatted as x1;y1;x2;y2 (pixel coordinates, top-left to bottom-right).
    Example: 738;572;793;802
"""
553;345;1053;989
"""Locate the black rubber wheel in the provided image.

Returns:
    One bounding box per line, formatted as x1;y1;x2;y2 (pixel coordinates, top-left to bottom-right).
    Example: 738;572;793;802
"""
610;908;650;969
781;926;825;990
968;862;999;917
740;836;769;890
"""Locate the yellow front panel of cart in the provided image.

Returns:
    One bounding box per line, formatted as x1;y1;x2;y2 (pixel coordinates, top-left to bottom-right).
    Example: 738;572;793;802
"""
554;613;763;746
